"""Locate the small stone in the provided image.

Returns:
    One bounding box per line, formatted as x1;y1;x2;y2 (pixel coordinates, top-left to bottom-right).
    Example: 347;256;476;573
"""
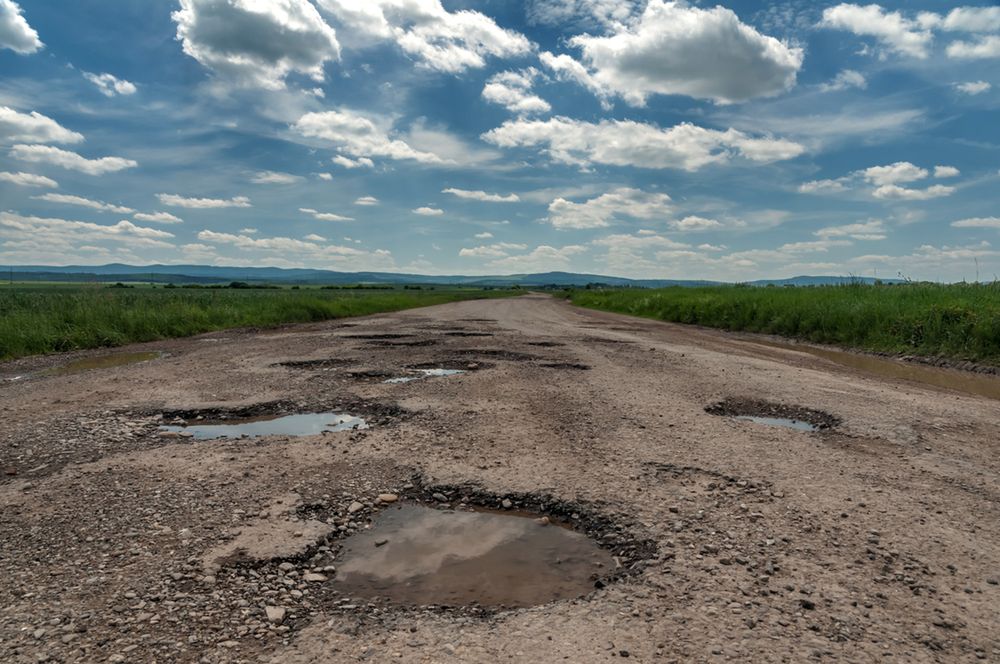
278;562;296;572
432;493;448;503
303;573;327;582
501;499;513;510
348;501;364;514
375;538;389;547
265;606;286;624
377;493;398;503
536;517;550;526
108;656;126;663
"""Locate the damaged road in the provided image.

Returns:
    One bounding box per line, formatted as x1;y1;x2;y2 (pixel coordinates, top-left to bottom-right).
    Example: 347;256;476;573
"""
1;293;998;662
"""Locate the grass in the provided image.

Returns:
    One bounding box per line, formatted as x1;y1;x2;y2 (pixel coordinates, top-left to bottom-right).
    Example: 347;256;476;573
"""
570;283;1000;366
0;284;516;361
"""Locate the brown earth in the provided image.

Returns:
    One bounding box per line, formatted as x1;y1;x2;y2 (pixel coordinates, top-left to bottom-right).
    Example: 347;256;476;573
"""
0;293;998;663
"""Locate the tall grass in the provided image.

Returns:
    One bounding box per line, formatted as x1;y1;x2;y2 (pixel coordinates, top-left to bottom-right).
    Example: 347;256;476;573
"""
0;286;513;360
570;283;1000;365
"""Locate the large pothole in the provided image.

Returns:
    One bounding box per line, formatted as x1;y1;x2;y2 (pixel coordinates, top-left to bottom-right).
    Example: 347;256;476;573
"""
706;398;840;432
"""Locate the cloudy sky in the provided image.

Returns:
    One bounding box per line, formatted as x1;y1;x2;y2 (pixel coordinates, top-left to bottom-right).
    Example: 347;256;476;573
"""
1;1;998;281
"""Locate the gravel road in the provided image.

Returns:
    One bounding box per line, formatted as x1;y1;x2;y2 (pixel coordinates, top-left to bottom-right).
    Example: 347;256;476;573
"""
1;293;997;663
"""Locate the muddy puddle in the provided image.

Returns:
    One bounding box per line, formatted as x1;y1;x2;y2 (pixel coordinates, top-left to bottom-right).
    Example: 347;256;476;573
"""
333;504;614;608
734;416;819;432
384;369;466;384
159;412;367;439
707;398;839;431
46;351;162;376
756;340;1000;401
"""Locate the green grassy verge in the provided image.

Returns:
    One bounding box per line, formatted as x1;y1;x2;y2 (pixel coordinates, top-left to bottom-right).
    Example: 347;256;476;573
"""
0;285;516;361
569;283;1000;366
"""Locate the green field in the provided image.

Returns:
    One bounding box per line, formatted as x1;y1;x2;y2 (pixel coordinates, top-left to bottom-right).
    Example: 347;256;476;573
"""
0;284;514;361
570;283;1000;366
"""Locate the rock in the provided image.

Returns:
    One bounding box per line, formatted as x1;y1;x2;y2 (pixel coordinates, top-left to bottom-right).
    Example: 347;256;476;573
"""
536;517;550;526
348;501;364;514
501;499;513;510
374;538;389;547
265;606;286;624
278;562;296;572
377;493;398;504
303;573;327;582
432;493;448;503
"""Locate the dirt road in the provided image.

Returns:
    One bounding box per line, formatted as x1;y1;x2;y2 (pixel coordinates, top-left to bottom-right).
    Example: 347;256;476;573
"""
1;294;998;663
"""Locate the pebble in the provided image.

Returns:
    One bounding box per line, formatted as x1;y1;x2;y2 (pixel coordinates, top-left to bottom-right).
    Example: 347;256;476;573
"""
377;493;398;503
501;499;513;510
348;501;364;514
303;573;328;582
265;606;286;624
432;493;448;502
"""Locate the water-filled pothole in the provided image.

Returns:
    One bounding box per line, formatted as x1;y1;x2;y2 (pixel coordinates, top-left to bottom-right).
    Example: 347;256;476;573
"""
159;412;368;439
47;351;162;375
333;504;614;608
275;358;353;370
537;362;591;370
384;369;466;384
706;398;839;431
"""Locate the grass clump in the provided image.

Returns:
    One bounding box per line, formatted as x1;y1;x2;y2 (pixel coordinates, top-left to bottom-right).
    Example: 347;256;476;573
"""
570;283;1000;366
0;285;514;360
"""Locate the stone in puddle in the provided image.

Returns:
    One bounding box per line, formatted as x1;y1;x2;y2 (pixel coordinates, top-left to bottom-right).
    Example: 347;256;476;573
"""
377;493;398;503
265;606;286;624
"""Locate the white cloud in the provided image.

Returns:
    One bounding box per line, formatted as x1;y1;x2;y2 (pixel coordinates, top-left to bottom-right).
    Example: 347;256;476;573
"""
955;80;991;95
816;220;887;241
32;193;134;214
947;35;1000;59
799;178;849;194
303;233;326;242
239;228;257;234
0;0;42;54
315;0;531;74
299;207;354;222
157;193;251;208
413;206;443;216
459;241;528;258
872;184;955;200
482;68;551;115
317;172;333;180
820;4;934;59
671;215;723;231
951;217;1000;229
0;171;57;188
83;72;137;97
354;196;379;206
442;187;519;203
331;154;374;169
10;144;137;175
547;187;672;229
542;0;803;105
172;0;340;89
0;212;174;251
939;7;1000;32
483;116;804;171
860;161;928;186
474;232;493;239
801;161;960;200
133;211;183;224
485;244;587;270
526;0;642;30
250;170;303;184
934;165;960;178
196;228;395;268
0;106;83;144
293;109;443;164
819;69;867;92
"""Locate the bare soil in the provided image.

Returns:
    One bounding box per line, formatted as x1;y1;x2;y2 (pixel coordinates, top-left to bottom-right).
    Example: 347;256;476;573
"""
1;294;998;663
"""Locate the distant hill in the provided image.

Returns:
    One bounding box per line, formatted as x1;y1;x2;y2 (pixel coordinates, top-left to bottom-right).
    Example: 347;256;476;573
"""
6;264;899;288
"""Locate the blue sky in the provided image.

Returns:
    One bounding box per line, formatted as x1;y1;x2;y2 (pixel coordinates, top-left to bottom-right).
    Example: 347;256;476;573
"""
0;0;998;281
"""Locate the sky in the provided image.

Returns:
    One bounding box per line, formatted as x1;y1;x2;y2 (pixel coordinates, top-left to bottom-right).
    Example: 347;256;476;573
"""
0;1;998;282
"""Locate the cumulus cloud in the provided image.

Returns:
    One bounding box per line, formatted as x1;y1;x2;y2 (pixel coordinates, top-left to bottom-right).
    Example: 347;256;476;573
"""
816;220;888;241
354;196;379;206
133;211;183;224
0;171;57;188
10;144;137;175
485;244;587;270
872;184;955;200
315;0;531;74
947;35;1000;59
820;4;934;58
482;68;551;115
798;178;849;194
0;212;175;252
934;165;960;178
294;109;443;164
32;193;134;214
0;0;42;54
482;116;804;171
819;69;867;92
299;207;354;222
955;81;991;95
951;217;1000;229
442;187;519;203
474;232;494;239
331;155;374;169
172;0;340;89
250;170;303;184
801;161;960;200
1;107;84;144
317;172;333;180
540;0;803;105
937;7;1000;32
157;193;251;208
860;161;929;186
83;72;137;97
196;228;394;268
526;0;642;30
459;241;528;258
413;206;443;216
547;188;672;229
671;216;723;231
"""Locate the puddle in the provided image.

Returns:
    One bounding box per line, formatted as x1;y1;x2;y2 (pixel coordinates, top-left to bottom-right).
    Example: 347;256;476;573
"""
277;358;352;370
333;504;614;608
734;416;820;432
384;369;466;384
47;351;162;376
159;412;367;439
537;362;591;370
754;340;1000;401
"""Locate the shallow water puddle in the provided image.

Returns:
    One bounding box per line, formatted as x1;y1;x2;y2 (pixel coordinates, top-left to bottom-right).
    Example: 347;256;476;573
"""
334;504;614;608
756;340;1000;401
47;351;162;375
734;415;820;432
384;369;465;384
159;412;367;439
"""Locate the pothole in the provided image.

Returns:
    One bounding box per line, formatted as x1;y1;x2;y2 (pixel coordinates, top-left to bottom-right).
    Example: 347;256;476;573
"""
275;358;353;370
444;331;494;337
525;341;565;348
706;398;840;431
536;362;591;370
384;369;466;384
159;412;368;439
366;339;439;347
333;503;613;608
456;349;539;362
45;351;163;376
342;333;414;340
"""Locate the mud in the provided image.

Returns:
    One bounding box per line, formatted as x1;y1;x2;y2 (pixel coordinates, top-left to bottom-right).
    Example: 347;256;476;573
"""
705;397;841;430
46;350;163;375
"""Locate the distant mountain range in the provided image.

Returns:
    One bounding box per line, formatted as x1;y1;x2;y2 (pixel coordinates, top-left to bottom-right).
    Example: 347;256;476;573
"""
6;264;899;288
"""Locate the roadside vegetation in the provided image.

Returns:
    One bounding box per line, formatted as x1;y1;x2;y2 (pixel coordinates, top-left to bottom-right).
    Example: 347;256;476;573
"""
0;284;515;360
570;283;1000;366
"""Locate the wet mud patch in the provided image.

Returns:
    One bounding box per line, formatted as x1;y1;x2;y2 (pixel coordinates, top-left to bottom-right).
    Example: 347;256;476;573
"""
45;351;164;376
536;362;591;370
384;369;466;384
365;339;439;348
455;349;539;362
458;318;497;323
347;369;396;380
444;331;494;337
407;360;492;372
706;398;840;431
341;333;414;340
525;341;565;348
160;413;369;439
274;358;354;370
578;336;635;345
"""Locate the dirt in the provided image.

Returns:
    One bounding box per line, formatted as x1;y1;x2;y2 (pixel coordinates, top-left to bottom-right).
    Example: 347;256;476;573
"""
1;293;999;663
705;397;841;430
